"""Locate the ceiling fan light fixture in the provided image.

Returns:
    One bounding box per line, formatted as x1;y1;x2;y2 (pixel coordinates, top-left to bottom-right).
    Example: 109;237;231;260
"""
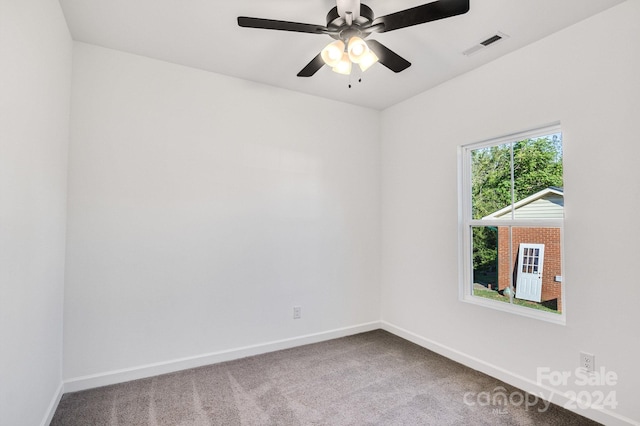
358;49;379;72
347;37;369;63
321;40;345;67
332;52;352;75
238;0;471;78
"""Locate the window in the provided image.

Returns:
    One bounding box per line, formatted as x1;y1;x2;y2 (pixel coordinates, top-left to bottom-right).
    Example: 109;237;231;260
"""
459;124;565;323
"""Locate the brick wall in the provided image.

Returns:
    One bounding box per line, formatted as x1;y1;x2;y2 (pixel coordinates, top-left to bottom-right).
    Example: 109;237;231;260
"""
497;226;562;312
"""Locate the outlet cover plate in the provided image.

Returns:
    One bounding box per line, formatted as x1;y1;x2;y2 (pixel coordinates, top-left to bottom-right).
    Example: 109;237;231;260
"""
580;352;595;373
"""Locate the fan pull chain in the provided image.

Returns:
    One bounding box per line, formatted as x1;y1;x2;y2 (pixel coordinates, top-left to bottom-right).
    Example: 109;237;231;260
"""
348;69;363;89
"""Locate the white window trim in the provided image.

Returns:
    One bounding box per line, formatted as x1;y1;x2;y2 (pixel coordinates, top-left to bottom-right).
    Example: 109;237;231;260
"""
458;123;566;325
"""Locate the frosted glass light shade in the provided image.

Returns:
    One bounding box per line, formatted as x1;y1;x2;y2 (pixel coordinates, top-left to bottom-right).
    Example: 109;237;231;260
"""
332;52;352;75
321;40;346;67
347;37;369;63
358;50;379;72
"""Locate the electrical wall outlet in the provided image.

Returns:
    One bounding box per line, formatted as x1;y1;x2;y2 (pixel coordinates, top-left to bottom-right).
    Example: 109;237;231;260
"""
293;306;301;319
580;352;595;373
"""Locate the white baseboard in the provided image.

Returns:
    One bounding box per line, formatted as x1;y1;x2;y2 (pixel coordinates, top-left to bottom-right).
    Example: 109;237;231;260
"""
380;321;639;426
64;321;381;393
40;381;64;426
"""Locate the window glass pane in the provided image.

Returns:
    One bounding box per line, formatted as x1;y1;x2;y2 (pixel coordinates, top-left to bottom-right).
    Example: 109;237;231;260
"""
512;135;564;220
511;227;562;314
471;226;507;303
471;143;512;220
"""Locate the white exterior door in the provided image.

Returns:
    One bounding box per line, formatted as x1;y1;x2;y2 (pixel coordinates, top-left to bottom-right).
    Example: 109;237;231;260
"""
515;243;545;302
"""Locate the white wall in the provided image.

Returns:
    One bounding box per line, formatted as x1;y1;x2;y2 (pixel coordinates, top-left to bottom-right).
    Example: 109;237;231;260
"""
380;1;639;424
0;1;72;425
64;43;381;382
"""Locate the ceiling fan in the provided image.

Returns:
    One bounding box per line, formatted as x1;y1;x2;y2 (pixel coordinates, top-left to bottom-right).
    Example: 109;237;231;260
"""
237;0;470;77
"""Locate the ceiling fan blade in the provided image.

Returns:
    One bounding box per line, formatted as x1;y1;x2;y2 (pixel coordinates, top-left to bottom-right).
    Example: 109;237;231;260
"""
366;40;411;73
238;17;328;34
372;0;469;33
297;53;325;77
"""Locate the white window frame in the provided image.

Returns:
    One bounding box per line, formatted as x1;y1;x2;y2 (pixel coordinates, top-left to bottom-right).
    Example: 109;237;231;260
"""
458;123;566;325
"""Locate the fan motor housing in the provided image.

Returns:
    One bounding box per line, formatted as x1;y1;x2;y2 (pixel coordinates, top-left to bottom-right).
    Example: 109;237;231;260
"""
326;4;375;40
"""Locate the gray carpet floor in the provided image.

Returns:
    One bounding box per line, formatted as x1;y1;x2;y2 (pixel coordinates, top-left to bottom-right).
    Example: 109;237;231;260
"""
51;330;599;425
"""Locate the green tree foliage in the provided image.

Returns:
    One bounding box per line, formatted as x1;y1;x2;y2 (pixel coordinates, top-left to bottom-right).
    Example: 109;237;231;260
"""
471;136;563;272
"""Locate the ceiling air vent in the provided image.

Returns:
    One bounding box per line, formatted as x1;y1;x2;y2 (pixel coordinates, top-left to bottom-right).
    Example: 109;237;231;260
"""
463;32;509;56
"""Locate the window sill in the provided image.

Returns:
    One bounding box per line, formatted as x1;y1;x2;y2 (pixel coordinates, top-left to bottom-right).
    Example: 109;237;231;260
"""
460;293;566;325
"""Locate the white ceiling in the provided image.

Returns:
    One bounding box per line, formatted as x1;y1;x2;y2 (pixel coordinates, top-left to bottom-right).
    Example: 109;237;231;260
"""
58;0;625;110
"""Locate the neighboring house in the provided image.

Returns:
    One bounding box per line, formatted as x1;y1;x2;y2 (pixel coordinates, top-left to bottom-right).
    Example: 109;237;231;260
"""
483;187;563;311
